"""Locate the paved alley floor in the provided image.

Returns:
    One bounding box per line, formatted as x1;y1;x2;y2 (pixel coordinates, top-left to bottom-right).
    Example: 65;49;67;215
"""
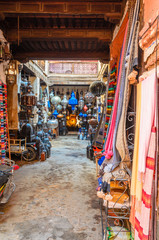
0;135;102;240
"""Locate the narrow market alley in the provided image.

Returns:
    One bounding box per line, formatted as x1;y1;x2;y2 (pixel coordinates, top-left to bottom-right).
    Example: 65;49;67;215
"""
0;135;102;240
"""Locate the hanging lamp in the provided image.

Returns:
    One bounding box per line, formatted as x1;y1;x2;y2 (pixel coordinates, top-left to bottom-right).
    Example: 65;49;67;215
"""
52;109;58;118
68;91;78;111
79;112;83;118
89;81;106;96
83;105;88;112
84;92;95;104
78;96;84;110
51;96;61;107
61;95;68;110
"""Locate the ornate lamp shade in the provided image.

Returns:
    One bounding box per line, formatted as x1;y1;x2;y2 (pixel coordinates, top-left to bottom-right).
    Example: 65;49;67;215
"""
57;113;64;118
93;113;97;118
88;113;92;119
47;119;58;129
56;104;62;112
78;96;84;110
83;113;87;118
48;111;52;116
89;81;106;96
84;92;95;104
61;95;68;110
52;109;58;118
68;91;78;111
83;105;88;112
49;91;54;99
51;96;61;106
79;112;83;118
66;114;77;127
87;109;91;114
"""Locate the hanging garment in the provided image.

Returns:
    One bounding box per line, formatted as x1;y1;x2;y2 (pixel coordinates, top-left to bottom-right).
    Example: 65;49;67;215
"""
130;82;143;227
103;21;129;162
135;126;156;240
105;64;117;134
138;73;156;173
130;73;157;239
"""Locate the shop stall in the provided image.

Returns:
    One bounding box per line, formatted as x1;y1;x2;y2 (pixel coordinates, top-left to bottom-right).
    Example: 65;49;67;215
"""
93;0;159;239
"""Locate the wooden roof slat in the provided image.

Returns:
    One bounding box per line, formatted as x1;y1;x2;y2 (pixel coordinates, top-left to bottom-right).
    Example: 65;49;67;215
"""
6;28;112;42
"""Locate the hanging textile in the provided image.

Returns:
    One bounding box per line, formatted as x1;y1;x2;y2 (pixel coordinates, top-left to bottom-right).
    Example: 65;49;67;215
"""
135;126;156;239
130;82;142;227
0;81;7;161
103;20;129;160
138;74;156;173
130;73;157;239
105;64;117;133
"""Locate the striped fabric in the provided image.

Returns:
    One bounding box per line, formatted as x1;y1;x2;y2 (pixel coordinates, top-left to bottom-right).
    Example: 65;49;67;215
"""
134;127;156;240
0;81;7;161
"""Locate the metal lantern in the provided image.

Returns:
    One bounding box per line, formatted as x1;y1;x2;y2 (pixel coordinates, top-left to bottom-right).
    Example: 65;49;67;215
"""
83;105;88;112
57;113;64;118
6;60;17;85
66;114;77;127
87;109;91;114
68;91;78;111
61;95;68;110
52;109;58;118
56;104;62;112
78;96;84;110
47;119;58;129
79;112;83;118
51;96;61;106
0;41;4;62
93;113;97;118
50;91;54;98
84;92;95;104
89;81;106;96
88;113;92;119
21;85;37;106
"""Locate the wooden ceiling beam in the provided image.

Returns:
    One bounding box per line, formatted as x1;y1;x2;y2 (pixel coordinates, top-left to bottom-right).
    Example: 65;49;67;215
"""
4;13;108;19
13;50;109;62
6;28;112;42
0;2;122;18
